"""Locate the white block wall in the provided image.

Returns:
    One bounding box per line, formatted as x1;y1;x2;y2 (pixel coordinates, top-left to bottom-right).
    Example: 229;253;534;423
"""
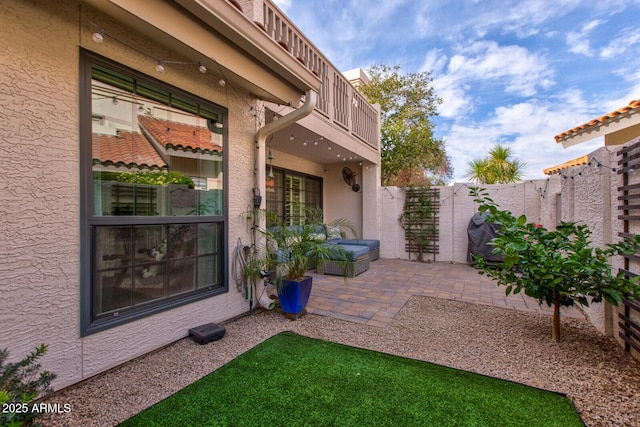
379;180;554;263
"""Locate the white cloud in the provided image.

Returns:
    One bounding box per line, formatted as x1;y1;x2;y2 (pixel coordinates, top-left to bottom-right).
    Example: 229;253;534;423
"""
582;19;602;32
433;76;472;118
444;91;615;181
421;49;467;117
451;41;554;96
430;41;554;120
421;48;448;75
600;27;640;59
414;0;584;41
565;19;602;57
566;32;593;56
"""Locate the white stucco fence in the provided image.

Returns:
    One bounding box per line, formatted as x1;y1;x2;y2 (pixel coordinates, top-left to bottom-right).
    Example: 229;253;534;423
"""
379;179;560;264
378;142;638;355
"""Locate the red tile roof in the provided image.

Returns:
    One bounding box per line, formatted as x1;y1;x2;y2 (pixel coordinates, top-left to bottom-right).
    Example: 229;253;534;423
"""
543;155;589;175
555;99;640;143
137;116;222;154
93;130;166;169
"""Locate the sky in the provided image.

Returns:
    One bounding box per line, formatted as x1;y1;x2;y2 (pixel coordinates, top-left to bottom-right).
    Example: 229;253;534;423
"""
272;0;640;182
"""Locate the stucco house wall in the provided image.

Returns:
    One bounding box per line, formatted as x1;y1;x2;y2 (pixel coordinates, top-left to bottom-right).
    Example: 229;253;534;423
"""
0;0;256;389
267;149;367;238
378;187;405;259
540;177;561;228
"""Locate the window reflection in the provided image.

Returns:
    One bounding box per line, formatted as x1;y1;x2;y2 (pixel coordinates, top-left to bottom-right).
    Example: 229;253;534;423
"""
91;78;224;217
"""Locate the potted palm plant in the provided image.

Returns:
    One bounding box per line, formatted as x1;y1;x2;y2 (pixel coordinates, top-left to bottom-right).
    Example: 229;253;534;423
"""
244;207;356;318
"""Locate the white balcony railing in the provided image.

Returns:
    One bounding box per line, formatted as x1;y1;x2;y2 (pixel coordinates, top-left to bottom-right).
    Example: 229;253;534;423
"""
253;1;379;150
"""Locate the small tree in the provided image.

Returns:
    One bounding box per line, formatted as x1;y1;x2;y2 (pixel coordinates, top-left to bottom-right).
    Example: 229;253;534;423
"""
470;187;640;342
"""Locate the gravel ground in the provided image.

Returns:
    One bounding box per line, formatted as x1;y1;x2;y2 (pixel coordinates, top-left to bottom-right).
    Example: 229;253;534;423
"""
41;296;640;427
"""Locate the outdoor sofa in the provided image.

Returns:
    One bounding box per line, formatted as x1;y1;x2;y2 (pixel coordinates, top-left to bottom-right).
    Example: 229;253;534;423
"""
318;225;380;277
323;224;380;261
270;224;380;277
316;243;370;277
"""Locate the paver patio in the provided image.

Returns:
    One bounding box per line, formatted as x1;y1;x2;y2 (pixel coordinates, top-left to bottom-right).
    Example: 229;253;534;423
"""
307;259;584;327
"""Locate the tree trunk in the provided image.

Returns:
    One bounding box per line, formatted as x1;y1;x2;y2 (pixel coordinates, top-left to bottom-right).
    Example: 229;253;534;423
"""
552;290;561;342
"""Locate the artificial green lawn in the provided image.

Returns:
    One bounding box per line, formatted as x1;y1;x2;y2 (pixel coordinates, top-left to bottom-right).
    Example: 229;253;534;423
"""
119;332;583;426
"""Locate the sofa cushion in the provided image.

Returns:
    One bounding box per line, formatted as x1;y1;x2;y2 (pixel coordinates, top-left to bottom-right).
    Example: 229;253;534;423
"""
328;244;369;261
336;239;380;250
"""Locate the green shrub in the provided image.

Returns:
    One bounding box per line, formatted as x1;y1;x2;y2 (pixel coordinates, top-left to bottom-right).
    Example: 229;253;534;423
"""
470;187;640;341
101;171;195;188
0;344;56;427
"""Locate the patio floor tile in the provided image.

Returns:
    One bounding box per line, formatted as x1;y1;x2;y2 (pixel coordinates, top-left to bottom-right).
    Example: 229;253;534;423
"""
305;258;583;327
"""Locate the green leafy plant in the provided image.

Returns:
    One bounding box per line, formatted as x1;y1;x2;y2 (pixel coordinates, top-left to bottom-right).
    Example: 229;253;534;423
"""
466;144;526;184
0;344;56;427
243;207;357;287
470;187;640;341
400;187;439;262
101;171;195;188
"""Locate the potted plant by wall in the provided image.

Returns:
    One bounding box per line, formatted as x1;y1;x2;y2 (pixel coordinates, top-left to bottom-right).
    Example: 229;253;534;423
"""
244;207;356;318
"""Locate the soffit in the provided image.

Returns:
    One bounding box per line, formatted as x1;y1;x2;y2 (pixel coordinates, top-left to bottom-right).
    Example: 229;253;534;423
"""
266;111;380;166
175;0;321;92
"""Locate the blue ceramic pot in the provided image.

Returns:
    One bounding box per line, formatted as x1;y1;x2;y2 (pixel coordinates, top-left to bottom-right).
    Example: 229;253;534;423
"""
278;276;313;315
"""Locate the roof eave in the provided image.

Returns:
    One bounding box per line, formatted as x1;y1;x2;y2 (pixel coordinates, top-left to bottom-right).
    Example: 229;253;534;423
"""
543;155;589;175
174;0;321;93
557;112;640;148
83;0;320;106
555;101;640;148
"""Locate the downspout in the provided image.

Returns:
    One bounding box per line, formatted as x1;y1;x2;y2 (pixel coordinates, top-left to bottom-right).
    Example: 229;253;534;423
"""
254;89;317;208
251;90;317;310
256;90;317;158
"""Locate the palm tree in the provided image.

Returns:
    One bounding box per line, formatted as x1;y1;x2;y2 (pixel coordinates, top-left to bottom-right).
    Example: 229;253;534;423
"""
466;144;526;184
466;158;492;184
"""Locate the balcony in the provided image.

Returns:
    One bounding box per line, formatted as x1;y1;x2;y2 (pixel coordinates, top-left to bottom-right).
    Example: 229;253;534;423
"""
250;0;380;154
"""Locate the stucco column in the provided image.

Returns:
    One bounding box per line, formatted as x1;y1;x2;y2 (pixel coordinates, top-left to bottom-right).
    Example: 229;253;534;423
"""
361;163;379;239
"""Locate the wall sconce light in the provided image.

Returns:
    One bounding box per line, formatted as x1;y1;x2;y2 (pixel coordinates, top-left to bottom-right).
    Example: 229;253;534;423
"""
92;29;104;43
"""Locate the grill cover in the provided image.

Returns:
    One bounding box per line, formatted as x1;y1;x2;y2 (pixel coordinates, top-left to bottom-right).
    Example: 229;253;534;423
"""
467;212;503;264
